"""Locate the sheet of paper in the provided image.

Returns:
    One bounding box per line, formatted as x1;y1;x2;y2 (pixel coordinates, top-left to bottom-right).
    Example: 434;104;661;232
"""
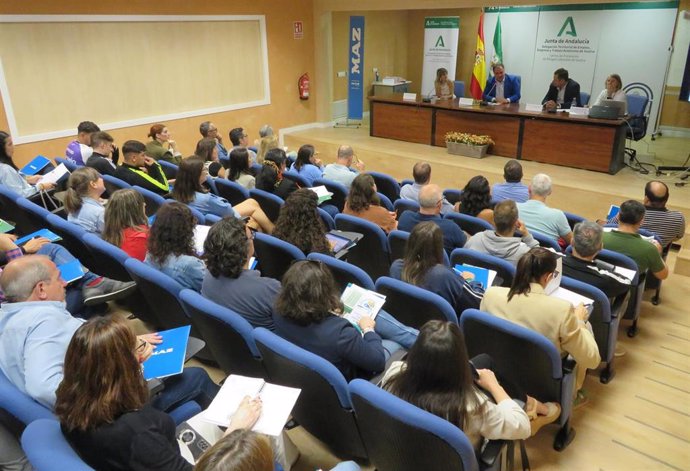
37;163;70;185
550;286;594;307
341;283;386;322
613;265;636;281
193;224;211;255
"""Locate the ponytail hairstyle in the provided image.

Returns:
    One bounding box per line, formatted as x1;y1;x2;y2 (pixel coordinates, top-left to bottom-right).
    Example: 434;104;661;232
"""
508;247;558;301
401;222;445;286
147;123;165;140
64;167;101;214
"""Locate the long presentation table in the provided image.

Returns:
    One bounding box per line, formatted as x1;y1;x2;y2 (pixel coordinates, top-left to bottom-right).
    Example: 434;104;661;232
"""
369;95;627;174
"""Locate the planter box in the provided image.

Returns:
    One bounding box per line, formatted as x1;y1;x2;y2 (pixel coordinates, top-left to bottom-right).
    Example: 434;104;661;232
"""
446;142;489;159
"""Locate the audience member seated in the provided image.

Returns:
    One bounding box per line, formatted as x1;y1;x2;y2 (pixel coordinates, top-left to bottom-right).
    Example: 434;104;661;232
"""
607;181;685;249
383;321;559;445
199;120;228;161
172;158;238;218
0;131;56;198
145;123;182;165
517;173;573;246
0;256;205;410
102;189;150;261
481;248;600;407
290;144;324;186
272;261;417;381
195;137;226;178
65;121;100;165
491;160;529;203
390;222;483;318
273;189;331;255
592;74;627;114
603;200;668;281
227;148;256;190
465;200;538;266
322;145;365;189
115;140;170;196
145;202;207;292
458;175;494;226
0;234;135;316
399;161;456;214
201;216;279;330
256;148;298;200
64;167;106;234
563;221;631;300
229;127;257;165
343;174;397;233
55;315;256;471
398;184;466;254
256;134;278;165
85;131;119;177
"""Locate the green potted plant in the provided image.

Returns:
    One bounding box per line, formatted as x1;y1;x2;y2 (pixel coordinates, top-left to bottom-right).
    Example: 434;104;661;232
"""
444;132;495;159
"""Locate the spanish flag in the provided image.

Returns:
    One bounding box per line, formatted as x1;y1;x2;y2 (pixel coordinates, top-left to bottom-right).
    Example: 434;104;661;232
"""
469;12;487;100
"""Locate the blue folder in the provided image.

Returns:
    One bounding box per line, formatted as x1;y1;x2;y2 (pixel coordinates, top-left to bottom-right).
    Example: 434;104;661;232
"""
15;229;62;246
57;260;85;283
453;264;490;290
606;205;620;221
19;155;51;176
142;325;191;380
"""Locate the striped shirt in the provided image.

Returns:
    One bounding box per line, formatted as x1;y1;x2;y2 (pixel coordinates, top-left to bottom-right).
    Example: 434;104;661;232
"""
609;206;685;248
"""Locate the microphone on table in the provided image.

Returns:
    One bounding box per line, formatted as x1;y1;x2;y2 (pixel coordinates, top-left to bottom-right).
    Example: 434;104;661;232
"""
480;80;497;106
422;87;436;103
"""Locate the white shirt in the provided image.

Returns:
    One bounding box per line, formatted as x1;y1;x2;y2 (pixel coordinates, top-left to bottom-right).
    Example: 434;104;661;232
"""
496;80;505;101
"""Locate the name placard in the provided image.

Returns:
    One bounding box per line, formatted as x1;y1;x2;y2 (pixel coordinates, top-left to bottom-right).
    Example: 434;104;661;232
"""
458;97;474;106
402;92;417;101
525;103;543;112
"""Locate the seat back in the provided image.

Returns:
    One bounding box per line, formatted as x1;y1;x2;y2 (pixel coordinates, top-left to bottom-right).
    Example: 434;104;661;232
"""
22;419;94;471
375;277;458;328
335;214;391;281
393;199;419;219
377;192;394;211
563;211;585;230
0;187;32;233
205;175;218;195
253;233;306;281
579;91;591;106
623;83;652;141
132;185;166;217
444;212;493;236
179;290;265;377
314;178;348;212
249;188;284;223
82;233;132;282
307;252;375;291
388;230;410;264
283;169;310;188
45;214;98;271
157;160;179;179
531;230;562;252
0;370;54;425
101;174;131;196
317;207;335;230
369;171;400;202
15;197;53;234
215;178;250;206
593;248;644;323
460;309;573;426
450;248;516;287
443;189;462;205
253;328;368;459
453;80;465;98
349;379;477;471
55;157;80;172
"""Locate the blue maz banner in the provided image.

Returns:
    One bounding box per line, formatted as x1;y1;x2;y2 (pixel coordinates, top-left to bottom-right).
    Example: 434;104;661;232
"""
347;15;365;121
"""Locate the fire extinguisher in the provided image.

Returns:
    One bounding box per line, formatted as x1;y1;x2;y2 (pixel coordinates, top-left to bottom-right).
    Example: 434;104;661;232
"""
298;73;310;100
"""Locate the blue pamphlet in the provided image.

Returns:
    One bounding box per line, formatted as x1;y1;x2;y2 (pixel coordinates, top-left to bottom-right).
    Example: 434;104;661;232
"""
606;205;620;221
453;264;490;290
142;325;191;380
19;155;51;176
15;229;62;246
57;260;85;283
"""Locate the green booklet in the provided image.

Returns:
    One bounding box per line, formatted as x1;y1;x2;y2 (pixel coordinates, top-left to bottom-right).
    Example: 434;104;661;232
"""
0;218;15;234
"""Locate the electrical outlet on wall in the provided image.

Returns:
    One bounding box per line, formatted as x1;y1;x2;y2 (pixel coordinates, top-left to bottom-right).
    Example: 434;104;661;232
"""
337;71;347;78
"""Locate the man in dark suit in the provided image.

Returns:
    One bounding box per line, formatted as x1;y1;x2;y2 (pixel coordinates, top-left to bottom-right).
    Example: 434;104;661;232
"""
483;63;521;104
542;68;581;110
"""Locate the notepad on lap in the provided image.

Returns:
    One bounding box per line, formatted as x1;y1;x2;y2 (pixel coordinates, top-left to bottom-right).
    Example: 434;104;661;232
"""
308;185;333;204
341;283;386;323
201;374;301;436
19;155;51;176
550;287;594;307
15;229;62;245
37;163;70;186
142;325;191;380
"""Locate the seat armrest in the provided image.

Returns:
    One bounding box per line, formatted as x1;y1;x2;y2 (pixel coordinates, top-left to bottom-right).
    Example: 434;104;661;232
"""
480;439;506;469
562;355;577;375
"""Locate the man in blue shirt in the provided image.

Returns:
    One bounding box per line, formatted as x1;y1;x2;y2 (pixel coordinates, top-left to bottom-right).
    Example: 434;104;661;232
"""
400;161;456;214
483;64;521;104
398;184;466;254
492;160;529;203
322;145;365;189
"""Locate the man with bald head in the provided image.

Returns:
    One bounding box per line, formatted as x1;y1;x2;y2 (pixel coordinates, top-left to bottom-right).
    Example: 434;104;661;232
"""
608;180;685;249
322;144;366;189
398;184;466;254
400;161;456;214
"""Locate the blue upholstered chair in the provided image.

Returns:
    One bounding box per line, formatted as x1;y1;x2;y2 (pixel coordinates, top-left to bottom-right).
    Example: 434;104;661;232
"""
307;252;375;291
579;91;591;106
101;174;131;196
450;248;516;287
349;379;504;471
460;309;577;451
22;419;94;471
393;199;419;219
81;233;132;282
132;185;166;217
253;233;306;281
388;230;410;264
55;157;80;172
444;212;493;236
531;230;562;252
0;370;54;425
318;207;336;230
314;178;349;213
453;80;465;98
179;289;265;377
156;159;178;180
215;178;249;206
563;211;586;230
375;276;458;329
369;171;400;202
443;189;463;205
283;169;311;188
45;214;99;272
15;197;53;234
253;328;368;459
0;186;28;233
377;192;394;211
249;188;284;223
335;214;391;281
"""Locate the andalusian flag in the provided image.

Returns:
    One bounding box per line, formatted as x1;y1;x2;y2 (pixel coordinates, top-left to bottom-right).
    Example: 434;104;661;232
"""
469;12;487;100
491;14;503;71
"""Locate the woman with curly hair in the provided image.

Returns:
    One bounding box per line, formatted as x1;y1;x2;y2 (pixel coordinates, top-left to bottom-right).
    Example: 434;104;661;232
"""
458;175;494;226
343;173;397;233
255;148;298;200
172;157;274;233
273;189;330;255
145;202;206;291
195;137;225;178
102;189;149;261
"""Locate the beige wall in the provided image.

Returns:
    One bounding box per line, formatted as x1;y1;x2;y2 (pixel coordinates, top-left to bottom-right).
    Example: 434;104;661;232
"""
0;0;316;167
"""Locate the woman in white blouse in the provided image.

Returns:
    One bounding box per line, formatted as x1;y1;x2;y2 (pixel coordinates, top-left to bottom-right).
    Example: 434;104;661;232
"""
382;320;559;448
592;74;627;114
